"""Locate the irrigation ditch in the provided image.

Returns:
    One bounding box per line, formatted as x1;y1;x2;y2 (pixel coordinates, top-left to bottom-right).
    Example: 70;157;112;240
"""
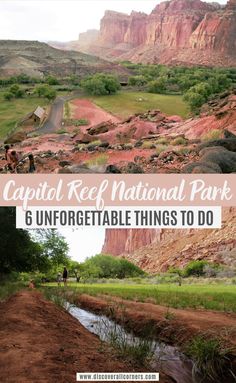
43;287;236;383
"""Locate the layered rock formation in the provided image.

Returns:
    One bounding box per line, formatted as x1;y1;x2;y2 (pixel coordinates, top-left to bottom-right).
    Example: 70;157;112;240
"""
102;208;236;272
74;0;236;67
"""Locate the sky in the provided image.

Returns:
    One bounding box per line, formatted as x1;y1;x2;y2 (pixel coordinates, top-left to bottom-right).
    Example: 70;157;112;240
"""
59;228;105;262
0;0;227;42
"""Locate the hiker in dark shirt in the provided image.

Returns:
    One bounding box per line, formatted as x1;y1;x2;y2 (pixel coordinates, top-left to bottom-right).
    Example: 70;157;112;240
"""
28;154;36;173
63;267;68;286
10;150;19;173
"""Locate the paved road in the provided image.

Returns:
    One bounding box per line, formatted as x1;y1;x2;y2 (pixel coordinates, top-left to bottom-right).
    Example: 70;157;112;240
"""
38;97;65;134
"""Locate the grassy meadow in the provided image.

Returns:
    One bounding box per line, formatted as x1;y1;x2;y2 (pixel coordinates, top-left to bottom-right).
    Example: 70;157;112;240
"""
0;91;49;140
89;92;189;119
45;282;236;312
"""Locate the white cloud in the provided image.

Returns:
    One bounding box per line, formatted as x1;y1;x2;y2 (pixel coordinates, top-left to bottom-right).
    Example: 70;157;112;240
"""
59;228;105;262
0;0;227;42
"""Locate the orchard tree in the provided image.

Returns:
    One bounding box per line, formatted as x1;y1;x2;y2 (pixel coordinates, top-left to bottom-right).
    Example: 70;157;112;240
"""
81;73;120;95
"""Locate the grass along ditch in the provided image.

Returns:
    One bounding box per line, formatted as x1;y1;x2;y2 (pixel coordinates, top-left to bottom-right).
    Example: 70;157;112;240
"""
45;282;236;312
42;286;236;383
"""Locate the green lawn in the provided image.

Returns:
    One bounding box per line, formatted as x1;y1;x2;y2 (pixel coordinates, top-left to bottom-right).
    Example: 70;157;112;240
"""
0;91;48;140
45;283;236;312
89;92;189;119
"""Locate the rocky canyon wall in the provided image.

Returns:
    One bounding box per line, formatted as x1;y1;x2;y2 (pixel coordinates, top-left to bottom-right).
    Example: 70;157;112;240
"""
77;0;236;67
102;208;236;272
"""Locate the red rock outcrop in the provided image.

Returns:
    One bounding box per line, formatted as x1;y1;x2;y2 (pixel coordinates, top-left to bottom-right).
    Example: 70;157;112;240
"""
102;208;236;272
74;0;236;67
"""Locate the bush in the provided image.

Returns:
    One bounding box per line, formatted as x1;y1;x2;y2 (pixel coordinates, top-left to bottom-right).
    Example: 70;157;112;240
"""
81;73;121;95
170;137;187;146
142;141;155;149
155;137;169;145
156;144;168;155
3;92;14;101
202;129;222;141
85;154;108;167
184;260;209;277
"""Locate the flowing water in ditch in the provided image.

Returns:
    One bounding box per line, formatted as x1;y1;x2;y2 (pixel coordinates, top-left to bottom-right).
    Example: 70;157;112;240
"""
66;303;194;383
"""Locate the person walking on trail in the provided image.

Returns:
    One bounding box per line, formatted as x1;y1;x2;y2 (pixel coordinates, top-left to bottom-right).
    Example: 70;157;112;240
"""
63;267;68;286
28;153;36;173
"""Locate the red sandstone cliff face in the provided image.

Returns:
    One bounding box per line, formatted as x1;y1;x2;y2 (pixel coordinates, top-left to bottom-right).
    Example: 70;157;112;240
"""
76;0;236;67
102;229;161;255
102;208;236;272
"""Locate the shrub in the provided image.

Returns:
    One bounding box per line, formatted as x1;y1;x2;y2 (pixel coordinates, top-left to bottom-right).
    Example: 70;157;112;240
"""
184;260;209;277
156;144;168;155
202;129;222;142
85;154;108;167
3;92;14;101
142;141;155;149
87;140;102;148
155;137;168;145
170;137;187;146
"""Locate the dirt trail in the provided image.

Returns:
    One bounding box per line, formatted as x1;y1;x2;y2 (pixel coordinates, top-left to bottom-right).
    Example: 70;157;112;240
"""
0;290;171;383
76;294;236;347
71;99;120;132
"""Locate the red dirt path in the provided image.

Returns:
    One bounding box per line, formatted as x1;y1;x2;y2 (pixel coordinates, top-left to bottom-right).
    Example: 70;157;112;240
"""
0;290;171;383
71;99;120;132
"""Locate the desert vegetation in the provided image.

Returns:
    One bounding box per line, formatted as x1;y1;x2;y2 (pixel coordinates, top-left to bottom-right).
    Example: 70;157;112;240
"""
122;62;236;113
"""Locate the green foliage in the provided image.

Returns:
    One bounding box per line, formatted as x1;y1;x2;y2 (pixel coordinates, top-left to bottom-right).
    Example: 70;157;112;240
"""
80;254;145;280
0;208;69;275
46;76;59;85
46;282;236;312
186;337;232;381
128;75;147;87
156;144;168;155
3;92;14;101
183;90;206;112
119;63;234;113
81;73;121;95
184;260;209;277
35;229;69;271
170;137;187;146
3;84;24;100
10;84;20;95
0;207;43;274
148;76;168;93
34;85;57;100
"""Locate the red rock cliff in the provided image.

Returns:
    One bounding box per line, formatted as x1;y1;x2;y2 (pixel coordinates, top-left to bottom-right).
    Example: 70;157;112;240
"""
102;208;236;272
78;0;236;67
